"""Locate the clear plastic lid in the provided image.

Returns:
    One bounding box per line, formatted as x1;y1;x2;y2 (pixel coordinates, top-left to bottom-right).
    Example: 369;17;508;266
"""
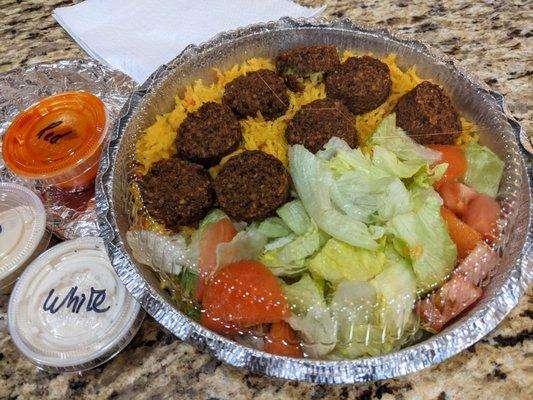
0;183;49;292
2;91;106;177
8;237;144;372
2;91;108;192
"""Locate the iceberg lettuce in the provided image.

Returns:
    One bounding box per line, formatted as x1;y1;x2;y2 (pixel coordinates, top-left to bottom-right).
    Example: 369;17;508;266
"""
282;273;325;315
464;142;504;197
369;113;441;163
308;238;386;284
283;274;337;357
371;145;427;178
328;145;390;179
330;281;378;335
216;229;267;271
332;172;411;224
289;145;379;250
371;261;418;337
263;233;297;252
387;189;457;294
256;217;291;238
126;230;197;275
260;218;321;276
330;258;418;358
276;200;311;235
323;141;415;224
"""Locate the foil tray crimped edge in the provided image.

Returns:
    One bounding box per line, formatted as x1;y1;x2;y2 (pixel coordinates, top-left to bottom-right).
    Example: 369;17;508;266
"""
96;18;532;384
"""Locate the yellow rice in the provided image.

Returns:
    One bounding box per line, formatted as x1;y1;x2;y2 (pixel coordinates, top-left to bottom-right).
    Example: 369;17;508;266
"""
136;51;479;174
133;51;480;233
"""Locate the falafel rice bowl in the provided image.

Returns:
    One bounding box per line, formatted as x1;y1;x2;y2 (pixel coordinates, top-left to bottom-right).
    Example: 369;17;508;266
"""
126;45;507;360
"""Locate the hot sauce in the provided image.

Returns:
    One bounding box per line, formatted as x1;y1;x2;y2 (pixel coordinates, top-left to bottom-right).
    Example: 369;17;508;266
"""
2;91;108;192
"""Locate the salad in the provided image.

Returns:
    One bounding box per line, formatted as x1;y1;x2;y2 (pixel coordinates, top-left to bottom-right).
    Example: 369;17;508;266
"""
127;113;504;359
127;45;506;359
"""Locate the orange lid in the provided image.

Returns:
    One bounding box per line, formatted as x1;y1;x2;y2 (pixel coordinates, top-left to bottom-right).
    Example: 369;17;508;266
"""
2;91;107;179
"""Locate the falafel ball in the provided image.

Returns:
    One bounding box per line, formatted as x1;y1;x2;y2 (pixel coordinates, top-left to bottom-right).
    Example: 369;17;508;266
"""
276;45;340;91
285;98;358;153
325;56;392;115
395;81;461;145
215;150;290;222
222;69;289;120
138;158;214;228
176;102;242;167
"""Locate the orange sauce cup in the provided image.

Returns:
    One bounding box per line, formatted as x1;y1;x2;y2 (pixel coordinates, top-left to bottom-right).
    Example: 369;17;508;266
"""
2;91;108;193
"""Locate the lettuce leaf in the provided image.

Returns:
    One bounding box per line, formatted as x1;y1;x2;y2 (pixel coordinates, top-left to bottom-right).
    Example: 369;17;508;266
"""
263;233;297;252
289;145;378;250
323;143;414;224
328;145;390;179
283;274;337;357
266;258;308;277
464;142;504;197
334;314;418;358
371;261;418;337
369;113;441;163
126;230;197;275
308;238;386;284
287;309;337;358
316;136;353;161
371;145;427;178
330;280;378;332
256;217;291;238
332;172;411;224
282;274;325;315
260;220;320;276
329;259;418;358
276;200;311;235
216;229;267;271
410;162;448;189
330;279;379;359
387;189;457;294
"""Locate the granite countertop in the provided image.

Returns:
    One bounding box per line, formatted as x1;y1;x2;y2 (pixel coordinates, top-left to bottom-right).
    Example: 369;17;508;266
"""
0;1;531;399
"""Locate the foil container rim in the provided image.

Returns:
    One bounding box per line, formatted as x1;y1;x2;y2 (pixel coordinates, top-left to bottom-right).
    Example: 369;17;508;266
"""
95;17;532;384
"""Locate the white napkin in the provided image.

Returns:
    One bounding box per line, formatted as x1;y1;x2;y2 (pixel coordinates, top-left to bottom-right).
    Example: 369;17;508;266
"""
53;0;324;84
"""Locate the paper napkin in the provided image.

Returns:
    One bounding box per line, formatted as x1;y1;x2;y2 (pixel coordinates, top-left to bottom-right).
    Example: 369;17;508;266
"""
53;0;324;83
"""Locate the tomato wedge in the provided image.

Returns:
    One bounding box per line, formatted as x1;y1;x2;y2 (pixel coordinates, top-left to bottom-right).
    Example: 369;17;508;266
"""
437;181;477;217
201;260;290;334
455;242;498;287
196;218;237;301
441;206;483;259
463;194;500;242
264;321;303;358
416;274;482;332
427;144;467;188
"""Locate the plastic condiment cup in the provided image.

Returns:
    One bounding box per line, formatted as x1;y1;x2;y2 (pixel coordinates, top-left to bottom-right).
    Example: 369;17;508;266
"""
0;183;49;294
8;237;144;372
2;91;108;193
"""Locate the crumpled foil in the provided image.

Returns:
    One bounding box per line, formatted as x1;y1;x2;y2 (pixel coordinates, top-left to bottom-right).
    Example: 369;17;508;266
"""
0;59;135;239
96;18;532;384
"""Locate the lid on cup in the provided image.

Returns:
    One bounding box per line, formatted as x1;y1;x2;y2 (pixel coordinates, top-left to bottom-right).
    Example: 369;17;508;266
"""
8;237;144;372
2;91;107;179
0;183;48;291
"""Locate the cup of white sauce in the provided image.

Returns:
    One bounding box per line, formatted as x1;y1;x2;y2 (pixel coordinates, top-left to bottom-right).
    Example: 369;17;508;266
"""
0;183;50;294
8;237;145;372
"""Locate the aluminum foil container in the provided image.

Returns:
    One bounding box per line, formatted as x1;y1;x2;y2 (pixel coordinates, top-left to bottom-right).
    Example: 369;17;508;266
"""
0;59;135;239
96;18;532;383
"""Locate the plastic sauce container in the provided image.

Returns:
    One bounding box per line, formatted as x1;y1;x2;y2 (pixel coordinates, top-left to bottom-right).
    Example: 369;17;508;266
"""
2;91;108;193
8;237;144;372
0;183;50;294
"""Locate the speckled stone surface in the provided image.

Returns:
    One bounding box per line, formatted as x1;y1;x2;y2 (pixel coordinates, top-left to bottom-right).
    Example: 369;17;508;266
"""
0;1;531;399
